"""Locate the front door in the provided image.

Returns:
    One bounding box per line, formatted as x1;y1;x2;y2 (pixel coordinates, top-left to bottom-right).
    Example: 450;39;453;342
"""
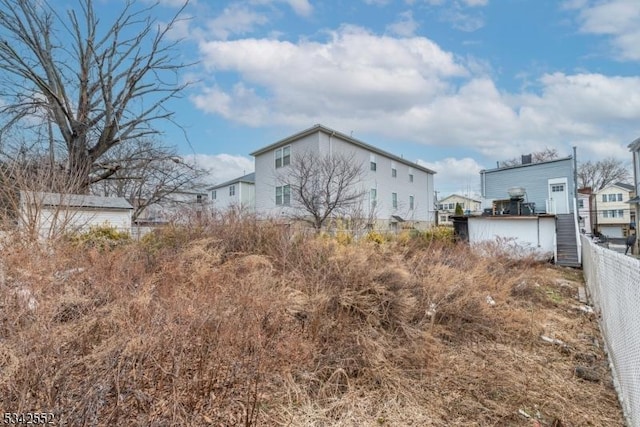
548;178;569;214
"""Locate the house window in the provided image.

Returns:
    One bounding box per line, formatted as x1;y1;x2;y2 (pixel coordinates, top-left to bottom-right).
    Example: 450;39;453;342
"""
618;209;624;217
275;146;291;168
392;168;397;178
438;204;443;210
370;154;377;172
409;195;414;210
196;194;203;203
212;190;217;200
440;215;447;223
578;199;584;208
603;210;609;218
602;195;607;202
551;184;564;192
229;185;235;196
370;188;377;208
409;174;414;183
276;185;291;206
392;192;398;209
618;193;623;201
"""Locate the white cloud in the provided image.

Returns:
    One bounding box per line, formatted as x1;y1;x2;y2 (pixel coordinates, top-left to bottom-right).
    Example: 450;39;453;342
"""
418;157;484;195
386;11;419;37
191;25;640;165
462;0;488;6
206;4;268;40
571;0;640;60
186;153;254;185
196;25;467;127
250;0;313;17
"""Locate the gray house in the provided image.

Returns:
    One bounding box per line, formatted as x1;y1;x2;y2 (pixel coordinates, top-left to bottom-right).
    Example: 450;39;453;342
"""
478;156;579;267
480;156;575;215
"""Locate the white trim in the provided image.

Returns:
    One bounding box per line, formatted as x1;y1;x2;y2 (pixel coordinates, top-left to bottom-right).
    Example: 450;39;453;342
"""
548;177;569;214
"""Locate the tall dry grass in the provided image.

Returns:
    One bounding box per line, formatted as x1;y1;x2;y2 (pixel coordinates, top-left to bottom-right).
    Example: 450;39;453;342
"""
0;215;624;426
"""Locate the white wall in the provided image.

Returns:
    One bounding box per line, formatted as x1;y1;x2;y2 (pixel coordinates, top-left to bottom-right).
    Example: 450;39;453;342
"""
212;182;254;212
254;133;319;218
254;129;435;226
468;216;556;258
27;207;131;239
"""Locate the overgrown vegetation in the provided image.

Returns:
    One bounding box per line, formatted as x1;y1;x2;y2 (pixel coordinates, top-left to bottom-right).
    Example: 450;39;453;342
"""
0;216;624;426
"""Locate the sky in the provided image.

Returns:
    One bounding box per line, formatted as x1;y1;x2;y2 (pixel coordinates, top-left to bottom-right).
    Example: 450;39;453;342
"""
100;0;640;196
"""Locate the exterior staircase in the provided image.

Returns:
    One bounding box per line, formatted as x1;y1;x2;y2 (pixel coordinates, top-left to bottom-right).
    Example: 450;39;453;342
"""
556;214;580;267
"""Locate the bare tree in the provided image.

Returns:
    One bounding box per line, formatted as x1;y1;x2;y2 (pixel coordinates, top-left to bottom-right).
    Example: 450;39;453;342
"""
283;151;366;231
578;157;631;191
499;148;559;167
0;0;190;192
91;139;207;221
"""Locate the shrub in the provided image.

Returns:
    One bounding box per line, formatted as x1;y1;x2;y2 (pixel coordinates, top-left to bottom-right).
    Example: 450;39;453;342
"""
365;230;385;244
68;223;130;249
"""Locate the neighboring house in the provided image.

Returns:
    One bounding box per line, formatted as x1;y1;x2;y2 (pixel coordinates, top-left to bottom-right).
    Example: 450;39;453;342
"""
577;188;593;235
134;189;208;224
209;172;255;212
437;194;482;225
250;124;436;229
593;182;635;238
476;155;579;267
20;191;133;239
480;156;576;214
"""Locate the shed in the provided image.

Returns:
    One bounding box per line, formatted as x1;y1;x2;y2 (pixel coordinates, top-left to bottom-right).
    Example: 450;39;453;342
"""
19;191;133;239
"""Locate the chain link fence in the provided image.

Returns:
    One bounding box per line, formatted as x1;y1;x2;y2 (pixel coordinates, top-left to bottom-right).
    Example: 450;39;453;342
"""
581;235;640;427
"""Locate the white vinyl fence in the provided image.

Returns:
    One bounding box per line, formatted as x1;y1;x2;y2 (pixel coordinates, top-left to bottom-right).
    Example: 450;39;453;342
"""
581;235;640;427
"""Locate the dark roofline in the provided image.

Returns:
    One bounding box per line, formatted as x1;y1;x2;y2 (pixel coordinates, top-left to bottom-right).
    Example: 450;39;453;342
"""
480;156;573;173
249;124;436;175
629;136;640;151
602;182;635;192
207;172;255;191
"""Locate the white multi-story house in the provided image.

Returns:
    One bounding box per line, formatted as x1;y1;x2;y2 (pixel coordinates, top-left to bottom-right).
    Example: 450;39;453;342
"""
250;124;436;229
437;194;482;225
209;172;255;212
593;182;635;238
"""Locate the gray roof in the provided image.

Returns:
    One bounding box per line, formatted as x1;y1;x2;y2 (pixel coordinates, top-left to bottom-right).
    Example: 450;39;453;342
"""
614;182;634;191
21;191;133;210
481;156;573;173
249;124;436;175
208;172;255;191
629;136;640;151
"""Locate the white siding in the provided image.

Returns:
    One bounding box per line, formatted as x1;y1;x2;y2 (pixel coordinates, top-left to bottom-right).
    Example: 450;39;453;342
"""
254;129;435;226
212;184;239;211
468;216;556;258
255;132;320;218
29;207;131;239
239;182;255;211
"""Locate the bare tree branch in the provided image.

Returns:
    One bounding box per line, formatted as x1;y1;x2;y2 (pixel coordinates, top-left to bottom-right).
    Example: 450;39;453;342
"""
0;0;192;192
282;151;366;231
90;139;207;221
578;157;631;191
499;148;559;167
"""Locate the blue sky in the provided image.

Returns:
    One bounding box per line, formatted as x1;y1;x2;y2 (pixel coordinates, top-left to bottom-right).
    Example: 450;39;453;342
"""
105;0;640;195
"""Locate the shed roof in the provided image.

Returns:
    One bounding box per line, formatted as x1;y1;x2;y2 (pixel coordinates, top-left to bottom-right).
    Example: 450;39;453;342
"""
21;191;133;210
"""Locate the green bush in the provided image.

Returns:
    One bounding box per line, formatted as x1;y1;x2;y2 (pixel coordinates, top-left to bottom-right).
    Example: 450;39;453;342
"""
68;223;130;248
